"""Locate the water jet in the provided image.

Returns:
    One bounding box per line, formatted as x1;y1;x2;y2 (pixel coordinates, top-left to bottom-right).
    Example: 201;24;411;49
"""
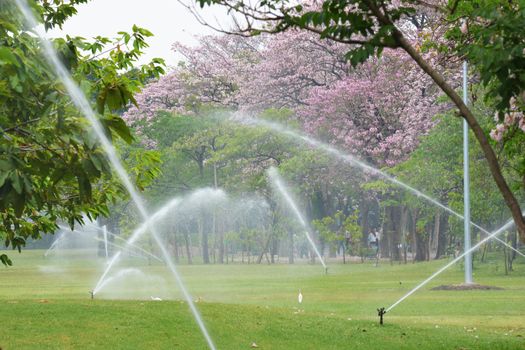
14;2;217;348
268;167;327;271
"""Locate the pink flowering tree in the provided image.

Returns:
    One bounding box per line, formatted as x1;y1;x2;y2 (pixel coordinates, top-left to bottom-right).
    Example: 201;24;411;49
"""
123;34;259;131
124;30;438;168
298;50;438;167
237;30;349;110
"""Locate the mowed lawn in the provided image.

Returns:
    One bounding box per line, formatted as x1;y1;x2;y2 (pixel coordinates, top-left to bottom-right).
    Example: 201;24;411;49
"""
1;250;524;349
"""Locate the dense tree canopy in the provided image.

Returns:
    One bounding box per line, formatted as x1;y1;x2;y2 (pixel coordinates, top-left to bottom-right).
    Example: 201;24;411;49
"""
0;0;164;265
3;0;524;267
190;0;525;240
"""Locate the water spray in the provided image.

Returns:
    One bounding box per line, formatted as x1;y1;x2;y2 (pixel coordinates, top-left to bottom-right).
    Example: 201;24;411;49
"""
55;225;164;262
385;215;520;313
267;167;328;272
236;118;525;318
92;189;224;295
241;118;524;258
14;2;217;348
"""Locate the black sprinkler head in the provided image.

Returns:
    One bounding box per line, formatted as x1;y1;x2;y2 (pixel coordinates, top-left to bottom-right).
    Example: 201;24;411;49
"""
377;307;386;325
90;291;94;300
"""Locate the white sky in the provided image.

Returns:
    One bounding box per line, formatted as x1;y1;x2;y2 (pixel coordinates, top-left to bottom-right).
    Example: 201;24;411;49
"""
48;0;232;68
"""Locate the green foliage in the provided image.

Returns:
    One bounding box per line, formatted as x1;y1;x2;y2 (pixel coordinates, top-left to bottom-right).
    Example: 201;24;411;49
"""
391;88;522;235
312;209;362;255
0;0;164;263
447;1;525;112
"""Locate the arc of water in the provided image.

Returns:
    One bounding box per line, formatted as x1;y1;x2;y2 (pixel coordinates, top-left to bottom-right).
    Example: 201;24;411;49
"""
92;196;182;294
94;268;144;295
491;235;525;259
57;225;164;262
101;227;165;261
15;3;216;349
92;238;149;260
386;214;520;313
242;118;525;313
55;227;160;261
246;118;525;259
267;167;327;270
44;233;65;257
93;188;225;294
103;233;164;263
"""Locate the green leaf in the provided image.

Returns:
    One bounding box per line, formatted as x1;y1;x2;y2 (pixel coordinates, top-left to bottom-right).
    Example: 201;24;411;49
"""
0;171;10;187
0;159;13;171
77;172;92;201
10;171;23;194
0;47;20;67
12;193;25;217
104;115;134;144
0;254;12;267
105;86;123;111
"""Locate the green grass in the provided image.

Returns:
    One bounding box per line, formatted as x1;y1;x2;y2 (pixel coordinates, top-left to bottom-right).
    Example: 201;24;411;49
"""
1;250;525;349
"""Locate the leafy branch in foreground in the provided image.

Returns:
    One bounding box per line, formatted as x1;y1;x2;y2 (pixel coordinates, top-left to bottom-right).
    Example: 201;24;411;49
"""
0;0;164;264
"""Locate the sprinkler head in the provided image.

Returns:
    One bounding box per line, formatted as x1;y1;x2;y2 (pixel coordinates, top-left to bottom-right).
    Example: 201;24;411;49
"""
90;290;94;300
377;307;386;325
324;267;329;275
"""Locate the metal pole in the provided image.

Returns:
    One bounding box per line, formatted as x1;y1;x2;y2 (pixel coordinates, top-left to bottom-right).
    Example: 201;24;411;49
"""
463;61;473;284
103;225;109;259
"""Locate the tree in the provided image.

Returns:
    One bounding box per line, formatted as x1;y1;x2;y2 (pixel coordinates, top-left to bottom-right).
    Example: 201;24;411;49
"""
123;34;258;129
298;49;438;167
237;30;349;110
194;0;525;240
0;0;164;265
392;85;524;260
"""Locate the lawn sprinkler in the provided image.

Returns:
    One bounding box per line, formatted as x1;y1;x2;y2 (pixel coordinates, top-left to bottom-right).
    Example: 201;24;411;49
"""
377;307;386;325
90;290;94;300
324;266;329;275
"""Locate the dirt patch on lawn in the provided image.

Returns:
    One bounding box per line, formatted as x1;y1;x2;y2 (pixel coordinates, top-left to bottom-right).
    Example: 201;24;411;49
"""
431;283;504;291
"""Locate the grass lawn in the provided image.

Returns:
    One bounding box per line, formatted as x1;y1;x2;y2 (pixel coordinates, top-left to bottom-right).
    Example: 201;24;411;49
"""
1;249;524;349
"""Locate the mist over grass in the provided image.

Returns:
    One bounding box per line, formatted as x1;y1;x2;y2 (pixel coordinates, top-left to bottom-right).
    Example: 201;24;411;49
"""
1;250;524;349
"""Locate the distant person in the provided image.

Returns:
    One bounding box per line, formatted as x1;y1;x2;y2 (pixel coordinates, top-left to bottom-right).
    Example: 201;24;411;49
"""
374;230;380;253
368;232;376;247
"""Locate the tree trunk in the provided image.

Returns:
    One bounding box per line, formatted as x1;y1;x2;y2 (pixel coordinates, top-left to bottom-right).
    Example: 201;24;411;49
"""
426;224;432;262
430;211;440;260
410;208;426;262
172;230;180;264
504;244;509;275
436;213;448;259
508;231;516;271
184;232;192;265
271;236;278;263
381;207;392;258
360;199;370;246
364;2;525;240
257;229;273;264
400;206;408;264
388;25;525;241
392;207;402;261
385;206;402;261
288;230;294;264
199;214;209;264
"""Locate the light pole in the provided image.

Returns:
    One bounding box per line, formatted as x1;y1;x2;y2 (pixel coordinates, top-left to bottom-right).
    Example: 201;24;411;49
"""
463;61;473;284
